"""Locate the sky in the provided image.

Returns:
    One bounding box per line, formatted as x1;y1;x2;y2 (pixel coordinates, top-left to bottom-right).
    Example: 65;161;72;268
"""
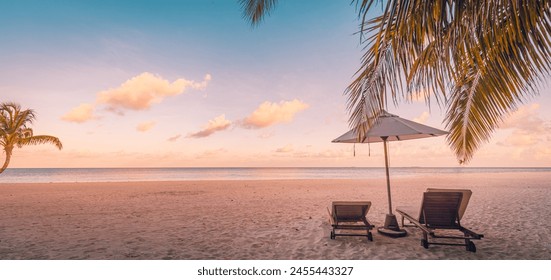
1;0;550;168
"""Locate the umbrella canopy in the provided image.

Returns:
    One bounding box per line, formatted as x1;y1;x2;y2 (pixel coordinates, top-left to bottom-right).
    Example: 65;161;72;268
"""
332;110;448;237
332;111;448;143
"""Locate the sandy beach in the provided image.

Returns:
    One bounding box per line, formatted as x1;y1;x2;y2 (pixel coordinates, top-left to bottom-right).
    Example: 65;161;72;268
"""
1;172;550;260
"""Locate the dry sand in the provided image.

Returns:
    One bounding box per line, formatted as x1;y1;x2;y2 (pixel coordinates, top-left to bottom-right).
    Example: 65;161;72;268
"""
1;172;550;259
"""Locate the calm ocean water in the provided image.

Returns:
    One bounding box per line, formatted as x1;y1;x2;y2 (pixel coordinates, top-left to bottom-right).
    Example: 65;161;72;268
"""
0;167;550;183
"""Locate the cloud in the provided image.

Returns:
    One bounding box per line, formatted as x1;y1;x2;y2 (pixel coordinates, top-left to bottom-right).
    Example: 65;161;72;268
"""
501;103;545;132
497;103;551;147
195;148;228;159
192;74;212;90
61;72;211;123
167;134;182;142
408;89;429;103
258;131;275;139
290;149;350;158
60;103;96;123
136;121;156;132
275;144;294;153
188;114;232;138
97;72;211;111
413;111;430;124
241;99;309;129
500;130;539;146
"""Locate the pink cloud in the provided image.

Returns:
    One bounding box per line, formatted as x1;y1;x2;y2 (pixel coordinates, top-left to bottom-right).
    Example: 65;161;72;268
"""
408;89;431;103
60;103;96;123
498;103;551;147
413;111;430;124
188;114;232;138
275;144;294;153
195;148;228;159
136;121;156;132
258;131;275;139
501;103;545;132
241;99;309;129
61;73;211;123
167;134;182;142
97;72;211;111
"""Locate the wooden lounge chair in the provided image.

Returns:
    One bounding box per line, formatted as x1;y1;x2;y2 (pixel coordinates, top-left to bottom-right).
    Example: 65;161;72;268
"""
396;189;483;252
328;201;374;241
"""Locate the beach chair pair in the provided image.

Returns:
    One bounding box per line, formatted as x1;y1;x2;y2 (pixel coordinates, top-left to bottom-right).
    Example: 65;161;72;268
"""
328;189;483;252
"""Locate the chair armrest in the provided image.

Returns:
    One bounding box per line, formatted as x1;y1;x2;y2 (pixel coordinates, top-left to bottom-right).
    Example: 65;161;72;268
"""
364;217;373;227
460;226;484;239
396;208;432;235
327;207;336;225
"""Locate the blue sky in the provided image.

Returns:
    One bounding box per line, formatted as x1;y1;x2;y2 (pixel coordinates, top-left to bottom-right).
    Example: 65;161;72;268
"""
1;0;550;168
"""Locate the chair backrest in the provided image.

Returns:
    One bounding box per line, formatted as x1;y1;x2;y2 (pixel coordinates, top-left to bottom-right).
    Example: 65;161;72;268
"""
426;188;472;220
418;192;463;227
332;201;371;222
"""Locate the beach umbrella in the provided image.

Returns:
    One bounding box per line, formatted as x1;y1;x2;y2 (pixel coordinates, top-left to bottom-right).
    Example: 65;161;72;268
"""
332;110;448;237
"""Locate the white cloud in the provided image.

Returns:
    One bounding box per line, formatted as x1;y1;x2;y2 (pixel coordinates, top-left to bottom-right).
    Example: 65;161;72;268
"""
136;121;156;132
241;99;309;129
188;114;232;138
60;103;96;123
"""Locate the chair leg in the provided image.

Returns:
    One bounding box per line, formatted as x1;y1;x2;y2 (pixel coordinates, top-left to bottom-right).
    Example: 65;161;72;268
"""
367;231;373;242
466;240;476;252
462;232;477;252
421;232;429;249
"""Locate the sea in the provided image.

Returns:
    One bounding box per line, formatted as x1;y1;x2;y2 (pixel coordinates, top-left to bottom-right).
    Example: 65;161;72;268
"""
0;167;550;183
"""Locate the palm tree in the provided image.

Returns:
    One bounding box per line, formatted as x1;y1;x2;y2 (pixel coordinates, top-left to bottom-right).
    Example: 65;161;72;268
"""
240;0;551;164
0;102;63;174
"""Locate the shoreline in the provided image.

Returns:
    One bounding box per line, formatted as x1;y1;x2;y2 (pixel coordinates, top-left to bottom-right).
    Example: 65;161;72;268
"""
1;174;550;259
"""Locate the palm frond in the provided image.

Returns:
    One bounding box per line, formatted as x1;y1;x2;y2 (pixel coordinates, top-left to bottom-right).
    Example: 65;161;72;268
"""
346;35;395;140
444;0;551;163
0;102;36;134
351;0;551;163
17;135;63;150
239;0;278;26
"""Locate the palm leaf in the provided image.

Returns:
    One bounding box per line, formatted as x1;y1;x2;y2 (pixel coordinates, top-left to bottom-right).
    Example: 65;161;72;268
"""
443;0;551;163
239;0;278;25
17;135;63;150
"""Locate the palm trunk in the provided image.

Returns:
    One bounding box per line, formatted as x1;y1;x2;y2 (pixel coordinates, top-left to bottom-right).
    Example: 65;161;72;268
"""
0;148;12;174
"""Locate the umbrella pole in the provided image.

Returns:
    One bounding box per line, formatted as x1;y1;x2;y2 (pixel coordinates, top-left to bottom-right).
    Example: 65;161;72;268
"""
377;137;407;238
383;138;393;215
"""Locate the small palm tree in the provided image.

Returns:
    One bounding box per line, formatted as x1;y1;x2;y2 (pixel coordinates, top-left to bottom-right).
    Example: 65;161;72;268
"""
0;102;63;174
